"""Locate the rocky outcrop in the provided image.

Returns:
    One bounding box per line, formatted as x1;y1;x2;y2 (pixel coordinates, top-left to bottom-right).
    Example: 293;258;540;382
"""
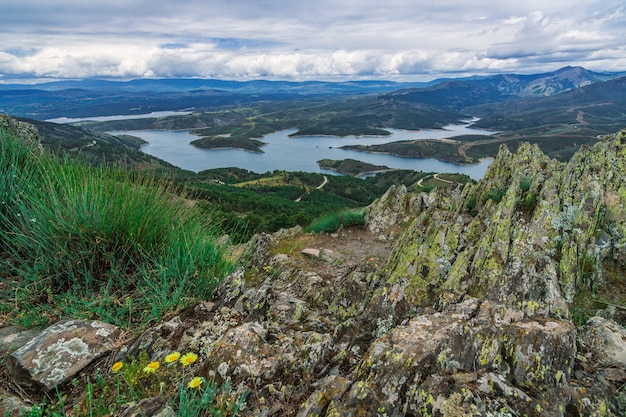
366;184;432;241
0;114;42;151
2;125;626;415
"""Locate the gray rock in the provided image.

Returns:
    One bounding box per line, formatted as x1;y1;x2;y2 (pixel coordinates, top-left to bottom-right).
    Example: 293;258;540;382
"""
8;320;121;391
0;114;42;151
583;316;626;368
0;326;42;356
121;316;183;362
296;375;353;417
0;388;31;417
114;397;173;417
302;248;321;258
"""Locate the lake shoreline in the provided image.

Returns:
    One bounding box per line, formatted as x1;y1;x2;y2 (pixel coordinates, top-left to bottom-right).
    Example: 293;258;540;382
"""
103;122;495;179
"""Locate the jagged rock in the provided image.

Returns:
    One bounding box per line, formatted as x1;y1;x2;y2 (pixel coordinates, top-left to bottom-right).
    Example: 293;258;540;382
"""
0;388;31;417
296;375;352;417
8;320;121;391
0;114;42;151
582;316;626;368
0;326;41;356
114;397;173;417
120;316;183;362
215;268;247;306
378;132;626;318
343;301;576;415
366;184;423;240
238;232;272;269
201;320;333;384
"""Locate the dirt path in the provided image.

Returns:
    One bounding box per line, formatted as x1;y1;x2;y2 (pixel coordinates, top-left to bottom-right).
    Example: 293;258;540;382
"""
316;175;329;190
296;175;328;201
458;136;520;158
416;173;454;187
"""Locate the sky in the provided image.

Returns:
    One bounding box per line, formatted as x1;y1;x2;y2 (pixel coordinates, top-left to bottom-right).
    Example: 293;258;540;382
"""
1;0;625;83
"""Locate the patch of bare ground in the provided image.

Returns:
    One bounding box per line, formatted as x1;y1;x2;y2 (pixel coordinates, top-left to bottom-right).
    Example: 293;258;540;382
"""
271;226;395;279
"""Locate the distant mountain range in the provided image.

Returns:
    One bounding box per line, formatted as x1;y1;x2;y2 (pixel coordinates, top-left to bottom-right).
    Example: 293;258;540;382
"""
1;66;624;120
3;65;626;168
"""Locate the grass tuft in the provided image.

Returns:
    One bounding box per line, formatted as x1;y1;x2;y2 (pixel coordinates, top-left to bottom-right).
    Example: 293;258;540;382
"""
306;208;366;234
0;127;232;329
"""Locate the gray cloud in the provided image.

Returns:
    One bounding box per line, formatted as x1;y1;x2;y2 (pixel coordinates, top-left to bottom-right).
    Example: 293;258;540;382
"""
1;0;625;81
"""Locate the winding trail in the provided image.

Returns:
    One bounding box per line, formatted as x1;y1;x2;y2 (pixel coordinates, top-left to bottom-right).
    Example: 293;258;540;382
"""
416;173;455;188
458;136;520;158
316;175;329;190
296;175;328;202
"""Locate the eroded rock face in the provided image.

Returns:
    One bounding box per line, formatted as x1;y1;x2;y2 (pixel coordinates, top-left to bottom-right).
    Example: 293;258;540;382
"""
8;320;121;391
344;302;577;415
380;132;626;318
366;184;430;240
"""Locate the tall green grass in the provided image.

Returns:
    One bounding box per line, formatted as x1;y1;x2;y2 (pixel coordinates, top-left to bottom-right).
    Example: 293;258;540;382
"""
306;208;366;234
0;127;232;329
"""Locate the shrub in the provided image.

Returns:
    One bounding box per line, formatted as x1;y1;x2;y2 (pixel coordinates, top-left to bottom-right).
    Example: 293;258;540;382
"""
0;128;232;328
307;208;366;233
465;194;478;216
520;175;533;192
486;187;508;203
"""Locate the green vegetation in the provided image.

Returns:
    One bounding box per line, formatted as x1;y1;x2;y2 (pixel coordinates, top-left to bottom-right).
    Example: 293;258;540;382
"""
317;158;391;176
21;118;178;170
24;350;243;417
306;208;366;234
185;169;449;241
412;173;474;193
486;186;508;203
465;193;478;216
519;175;533;192
463;126;601;162
190;135;266;153
187;171;379;242
0;127;232;329
341;139;478;164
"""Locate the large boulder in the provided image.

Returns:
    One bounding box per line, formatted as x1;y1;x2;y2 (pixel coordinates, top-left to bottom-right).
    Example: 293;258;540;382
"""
8;320;121;391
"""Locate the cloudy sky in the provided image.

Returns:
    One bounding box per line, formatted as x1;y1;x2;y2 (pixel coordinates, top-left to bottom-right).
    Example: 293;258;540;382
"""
1;0;625;83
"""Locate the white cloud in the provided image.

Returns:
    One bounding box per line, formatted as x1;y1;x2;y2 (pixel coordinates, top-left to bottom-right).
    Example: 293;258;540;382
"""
1;0;625;81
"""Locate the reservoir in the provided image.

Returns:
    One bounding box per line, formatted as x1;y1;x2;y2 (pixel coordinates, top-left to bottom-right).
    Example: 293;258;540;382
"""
107;123;495;180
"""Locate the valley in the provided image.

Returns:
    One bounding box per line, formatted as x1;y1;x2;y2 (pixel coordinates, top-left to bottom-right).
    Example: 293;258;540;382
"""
3;65;626;242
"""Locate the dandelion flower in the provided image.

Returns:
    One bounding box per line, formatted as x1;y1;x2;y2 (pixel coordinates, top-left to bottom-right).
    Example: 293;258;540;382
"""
165;351;181;363
180;352;198;366
188;376;204;389
111;362;123;373
143;361;160;373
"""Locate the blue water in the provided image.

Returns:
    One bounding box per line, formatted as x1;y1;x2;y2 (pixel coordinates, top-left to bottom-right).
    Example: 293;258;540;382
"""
107;123;494;179
46;111;193;124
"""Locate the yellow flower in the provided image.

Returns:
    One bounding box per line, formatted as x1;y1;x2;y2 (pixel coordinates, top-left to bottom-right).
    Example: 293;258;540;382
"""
180;352;198;366
165;351;181;363
188;376;204;389
143;361;160;373
111;361;123;373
